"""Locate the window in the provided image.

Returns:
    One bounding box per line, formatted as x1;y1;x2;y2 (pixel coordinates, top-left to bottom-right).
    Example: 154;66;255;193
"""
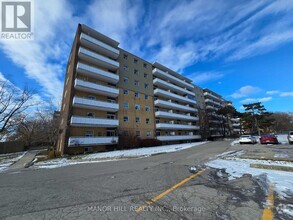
88;95;96;100
144;73;148;78
123;54;128;59
85;130;94;137
146;118;150;124
123;116;129;122
134;80;139;86
145;95;149;100
64;90;67;98
123;102;129;109
107;112;115;119
134;92;139;98
146;131;151;137
136;117;141;123
134;69;139;75
123;77;129;83
124;89;129;95
134;58;138;64
87;112;94;117
145;106;150;112
144;83;149;89
135;104;140;110
143;63;147;68
136;131;140;137
123;65;128;71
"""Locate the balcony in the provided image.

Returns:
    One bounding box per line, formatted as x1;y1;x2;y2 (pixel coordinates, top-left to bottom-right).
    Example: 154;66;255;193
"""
209;120;221;124
80;33;120;59
153;78;194;96
72;96;119;112
152;68;194;89
78;47;119;71
205;99;221;106
203;92;222;101
156;123;200;130
154;89;196;105
157;135;201;141
74;79;119;98
76;62;119;84
155;111;198;121
232;123;241;127
70;116;119;127
210;127;220;131
231;118;240;122
68;136;118;146
233;128;241;132
154;99;196;112
206;105;218;111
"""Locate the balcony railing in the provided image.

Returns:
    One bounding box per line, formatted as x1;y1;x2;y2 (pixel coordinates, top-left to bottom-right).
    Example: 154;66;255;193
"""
156;123;200;130
72;96;119;112
154;99;197;112
153;78;194;96
155;111;198;121
152;68;194;89
156;135;201;141
203;92;222;101
70;116;119;127
74;79;119;98
68;136;118;146
78;47;119;71
76;62;119;84
80;33;120;59
154;89;196;105
205;99;221;106
232;123;241;127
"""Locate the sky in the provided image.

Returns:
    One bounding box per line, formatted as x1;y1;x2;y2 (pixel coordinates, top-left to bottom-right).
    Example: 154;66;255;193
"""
0;0;293;112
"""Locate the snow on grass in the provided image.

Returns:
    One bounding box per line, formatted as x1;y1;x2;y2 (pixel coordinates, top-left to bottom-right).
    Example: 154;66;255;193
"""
206;158;293;199
34;142;207;169
82;142;207;160
0;152;26;173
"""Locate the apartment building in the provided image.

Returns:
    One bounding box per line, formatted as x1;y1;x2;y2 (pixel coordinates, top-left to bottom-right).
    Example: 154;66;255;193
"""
56;23;241;155
152;62;201;143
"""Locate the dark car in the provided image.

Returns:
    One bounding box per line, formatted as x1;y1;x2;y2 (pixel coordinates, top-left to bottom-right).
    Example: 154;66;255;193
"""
259;134;278;144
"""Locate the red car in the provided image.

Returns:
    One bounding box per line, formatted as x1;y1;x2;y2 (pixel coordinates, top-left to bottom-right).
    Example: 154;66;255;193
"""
259;134;278;144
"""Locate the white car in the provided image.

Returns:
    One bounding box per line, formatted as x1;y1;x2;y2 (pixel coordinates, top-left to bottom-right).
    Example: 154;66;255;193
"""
288;131;293;145
239;135;257;144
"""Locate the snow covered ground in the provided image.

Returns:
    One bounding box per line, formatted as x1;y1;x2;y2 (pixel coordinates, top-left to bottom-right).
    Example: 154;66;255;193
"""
34;142;207;169
0;152;26;173
206;158;293;199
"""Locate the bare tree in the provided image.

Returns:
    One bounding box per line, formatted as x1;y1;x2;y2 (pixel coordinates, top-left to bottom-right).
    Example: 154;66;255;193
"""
0;81;37;137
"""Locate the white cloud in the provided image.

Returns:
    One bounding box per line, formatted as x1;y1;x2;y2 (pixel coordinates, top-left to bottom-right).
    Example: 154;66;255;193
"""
0;0;76;105
240;97;272;104
186;71;224;84
230;85;261;98
266;90;280;95
280;92;293;97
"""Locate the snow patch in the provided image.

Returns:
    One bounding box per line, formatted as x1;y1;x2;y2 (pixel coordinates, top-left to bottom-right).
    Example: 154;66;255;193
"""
34;142;207;169
0;152;26;173
206;158;293;199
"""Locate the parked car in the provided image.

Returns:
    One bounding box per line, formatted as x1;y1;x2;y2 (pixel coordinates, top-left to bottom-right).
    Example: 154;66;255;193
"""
259;134;278;144
288;131;293;145
239;135;257;144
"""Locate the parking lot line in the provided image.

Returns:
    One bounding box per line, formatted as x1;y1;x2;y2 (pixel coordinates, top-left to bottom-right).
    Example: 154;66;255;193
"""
135;168;207;213
262;185;274;220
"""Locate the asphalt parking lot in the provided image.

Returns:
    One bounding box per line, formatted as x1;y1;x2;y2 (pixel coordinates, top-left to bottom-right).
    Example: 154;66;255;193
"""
0;140;292;219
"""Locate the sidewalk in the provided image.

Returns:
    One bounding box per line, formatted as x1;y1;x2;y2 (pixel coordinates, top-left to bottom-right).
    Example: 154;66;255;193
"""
8;151;38;170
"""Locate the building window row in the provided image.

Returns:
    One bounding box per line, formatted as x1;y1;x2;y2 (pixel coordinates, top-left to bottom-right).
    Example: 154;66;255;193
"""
122;54;148;69
123;116;151;125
